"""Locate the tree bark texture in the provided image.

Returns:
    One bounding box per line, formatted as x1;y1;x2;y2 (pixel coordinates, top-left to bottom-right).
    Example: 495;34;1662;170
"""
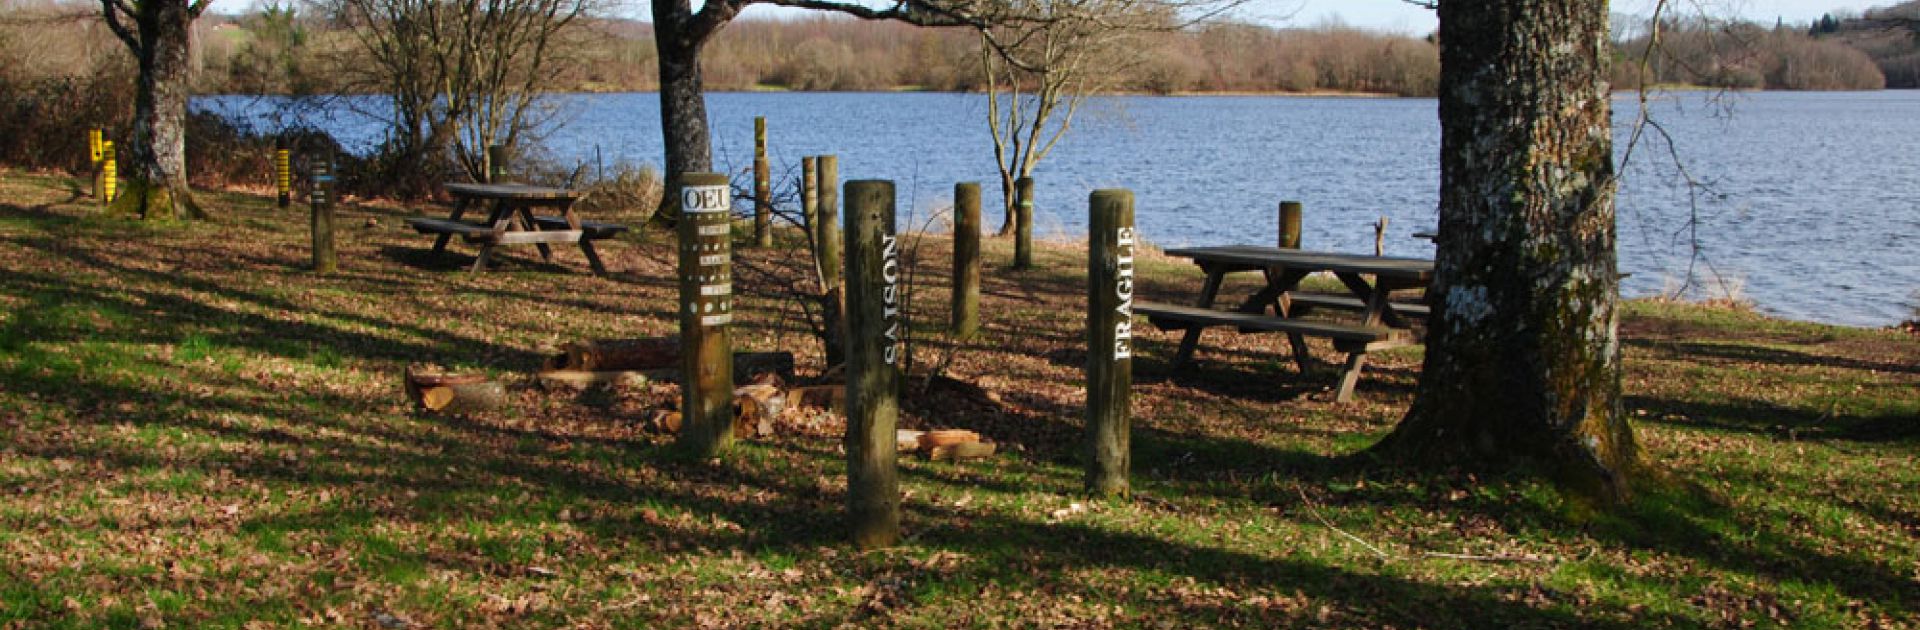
106;0;206;220
1374;0;1639;501
648;0;716;228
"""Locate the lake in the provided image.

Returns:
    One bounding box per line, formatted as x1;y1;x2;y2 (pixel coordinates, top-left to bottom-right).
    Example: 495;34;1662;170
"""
195;90;1920;328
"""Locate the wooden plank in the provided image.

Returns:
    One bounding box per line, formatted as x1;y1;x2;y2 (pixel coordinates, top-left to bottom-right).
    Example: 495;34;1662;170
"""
1163;245;1434;279
1134;302;1406;343
407;217;494;235
531;216;628;238
444;182;581;201
1288;293;1431;317
486;229;583;245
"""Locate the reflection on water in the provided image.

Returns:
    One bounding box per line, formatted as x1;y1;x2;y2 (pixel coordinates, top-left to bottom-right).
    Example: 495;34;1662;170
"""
195;90;1920;327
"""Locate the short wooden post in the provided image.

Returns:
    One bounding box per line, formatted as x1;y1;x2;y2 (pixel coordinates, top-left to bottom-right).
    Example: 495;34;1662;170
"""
952;182;982;337
753;117;771;248
487;144;510;184
675;172;736;457
275;140;292;209
1086;189;1134;497
1373;216;1389;256
816;155;842;293
87;129;103;199
309;156;337;273
100;142;117;205
1013;176;1035;269
1278;201;1303;249
843;179;900;549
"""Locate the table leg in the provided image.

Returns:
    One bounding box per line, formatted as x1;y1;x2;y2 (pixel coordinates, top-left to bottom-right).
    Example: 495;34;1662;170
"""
516;204;554;262
559;204;606;275
1172;266;1229;367
1252;266;1315;374
1333;351;1368;403
1335;272;1410;329
471;204;514;273
433;197;469;254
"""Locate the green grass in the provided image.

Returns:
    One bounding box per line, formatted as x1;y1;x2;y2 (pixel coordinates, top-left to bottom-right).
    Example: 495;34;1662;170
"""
0;169;1916;628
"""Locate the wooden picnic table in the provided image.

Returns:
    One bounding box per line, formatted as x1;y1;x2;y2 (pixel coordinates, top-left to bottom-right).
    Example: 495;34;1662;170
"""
407;182;626;275
1136;245;1434;402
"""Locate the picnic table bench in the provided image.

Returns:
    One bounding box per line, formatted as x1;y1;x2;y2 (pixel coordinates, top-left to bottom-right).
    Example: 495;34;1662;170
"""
407;182;626;274
1136;245;1434;403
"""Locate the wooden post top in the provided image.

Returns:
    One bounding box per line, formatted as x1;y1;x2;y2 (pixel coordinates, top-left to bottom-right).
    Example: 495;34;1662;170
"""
444;182;582;201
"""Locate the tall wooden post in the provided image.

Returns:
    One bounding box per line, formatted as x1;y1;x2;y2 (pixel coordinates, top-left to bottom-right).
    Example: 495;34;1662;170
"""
753;117;771;248
1373;216;1389;256
1086;189;1135;497
951;182;982;337
487;144;510;184
1278;201;1303;249
844;179;900;549
815;156;846;366
88;129;104;200
309;156;337;274
816;155;842;292
675;172;736;457
1013;176;1035;269
100;142;117;206
275;140;292;209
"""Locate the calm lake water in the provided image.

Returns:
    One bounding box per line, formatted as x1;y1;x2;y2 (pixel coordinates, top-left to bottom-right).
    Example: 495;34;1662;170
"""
196;90;1920;327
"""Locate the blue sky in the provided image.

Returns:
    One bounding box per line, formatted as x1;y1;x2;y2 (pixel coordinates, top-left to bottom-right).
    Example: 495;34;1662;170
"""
210;0;1894;33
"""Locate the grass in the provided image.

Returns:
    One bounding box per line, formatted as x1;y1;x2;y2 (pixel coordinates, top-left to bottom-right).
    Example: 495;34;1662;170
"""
0;168;1915;628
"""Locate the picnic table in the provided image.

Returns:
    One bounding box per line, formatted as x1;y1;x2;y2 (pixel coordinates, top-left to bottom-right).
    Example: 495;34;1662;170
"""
406;182;627;274
1135;246;1434;403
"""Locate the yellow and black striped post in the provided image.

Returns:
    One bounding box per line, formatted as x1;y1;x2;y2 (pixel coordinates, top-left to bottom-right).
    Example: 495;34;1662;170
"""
275;143;292;208
100;141;117;205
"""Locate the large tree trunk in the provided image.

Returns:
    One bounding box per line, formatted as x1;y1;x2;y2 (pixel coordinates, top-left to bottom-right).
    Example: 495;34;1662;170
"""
110;0;206;221
648;20;713;229
1373;0;1638;501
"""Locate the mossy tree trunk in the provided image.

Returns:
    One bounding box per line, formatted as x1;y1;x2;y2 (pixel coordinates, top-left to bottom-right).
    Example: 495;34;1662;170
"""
1373;0;1640;502
101;0;210;221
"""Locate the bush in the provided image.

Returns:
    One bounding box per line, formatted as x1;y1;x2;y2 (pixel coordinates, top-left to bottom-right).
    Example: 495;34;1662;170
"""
570;163;663;227
0;71;134;174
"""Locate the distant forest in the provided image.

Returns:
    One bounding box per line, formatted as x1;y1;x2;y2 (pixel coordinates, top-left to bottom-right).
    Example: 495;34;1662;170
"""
3;0;1917;97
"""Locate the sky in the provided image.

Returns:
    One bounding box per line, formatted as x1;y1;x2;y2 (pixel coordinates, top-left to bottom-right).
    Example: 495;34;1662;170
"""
207;0;1897;33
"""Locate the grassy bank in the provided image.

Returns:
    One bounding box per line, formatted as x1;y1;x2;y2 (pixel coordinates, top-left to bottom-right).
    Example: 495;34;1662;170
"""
0;170;1915;629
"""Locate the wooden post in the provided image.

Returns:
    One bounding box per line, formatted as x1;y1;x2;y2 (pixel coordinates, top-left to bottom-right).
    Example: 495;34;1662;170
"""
1086;189;1134;497
1373;216;1389;256
275;141;292;209
487;144;510;184
843;179;900;549
753;117;771;248
675;172;735;456
1278;201;1303;249
309;156;337;273
88;130;104;201
952;182;982;337
1013;176;1035;269
100;142;116;205
801;157;818;236
816;155;842;293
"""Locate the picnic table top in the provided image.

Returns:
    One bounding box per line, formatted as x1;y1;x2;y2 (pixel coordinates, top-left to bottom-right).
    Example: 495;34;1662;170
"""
444;182;581;201
1162;245;1435;280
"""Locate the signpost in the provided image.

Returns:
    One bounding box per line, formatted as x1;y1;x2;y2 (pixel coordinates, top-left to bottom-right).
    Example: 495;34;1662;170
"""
676;173;736;456
844;179;901;549
1085;189;1134;497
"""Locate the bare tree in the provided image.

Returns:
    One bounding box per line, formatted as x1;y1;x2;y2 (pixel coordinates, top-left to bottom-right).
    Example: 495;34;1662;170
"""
1374;0;1641;501
327;0;591;191
99;0;213;220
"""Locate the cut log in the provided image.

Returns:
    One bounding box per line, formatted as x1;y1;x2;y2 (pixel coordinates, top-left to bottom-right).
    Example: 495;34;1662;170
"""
418;381;507;415
405;370;489;407
786;385;846;412
918;429;981;450
536;369;660;391
897;430;925;453
732;383;786;438
563;338;680;371
929;441;996;461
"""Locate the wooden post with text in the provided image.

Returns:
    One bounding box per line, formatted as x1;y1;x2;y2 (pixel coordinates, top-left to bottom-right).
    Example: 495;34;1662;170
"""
676;172;736;457
1085;189;1134;497
844;179;900;549
309;156;337;273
